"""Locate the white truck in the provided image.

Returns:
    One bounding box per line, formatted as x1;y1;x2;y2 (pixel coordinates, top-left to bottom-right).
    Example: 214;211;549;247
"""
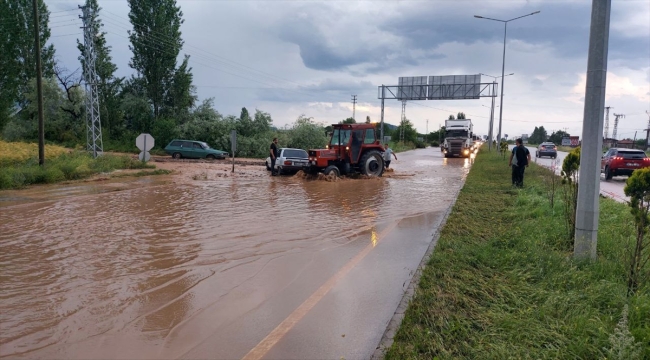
442;119;474;158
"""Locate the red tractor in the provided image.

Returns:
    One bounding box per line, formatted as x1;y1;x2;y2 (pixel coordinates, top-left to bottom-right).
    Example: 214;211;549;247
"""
305;123;386;177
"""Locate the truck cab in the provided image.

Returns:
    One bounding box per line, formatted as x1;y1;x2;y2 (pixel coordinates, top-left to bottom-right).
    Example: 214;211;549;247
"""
442;119;474;158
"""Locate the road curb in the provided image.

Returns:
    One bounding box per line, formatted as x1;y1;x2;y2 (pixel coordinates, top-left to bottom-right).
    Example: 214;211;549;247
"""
370;185;463;360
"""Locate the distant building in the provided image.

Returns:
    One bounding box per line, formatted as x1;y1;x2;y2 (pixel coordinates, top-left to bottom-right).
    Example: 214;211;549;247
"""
603;138;617;148
616;139;635;149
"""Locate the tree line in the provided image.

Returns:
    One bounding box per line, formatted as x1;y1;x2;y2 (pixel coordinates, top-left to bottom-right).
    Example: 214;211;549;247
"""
0;0;334;158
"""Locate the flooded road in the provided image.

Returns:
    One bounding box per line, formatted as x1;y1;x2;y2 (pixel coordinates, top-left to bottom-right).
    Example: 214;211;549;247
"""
0;148;472;359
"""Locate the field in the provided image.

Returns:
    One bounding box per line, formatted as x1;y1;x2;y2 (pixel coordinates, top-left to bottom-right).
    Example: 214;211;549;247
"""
0;141;158;190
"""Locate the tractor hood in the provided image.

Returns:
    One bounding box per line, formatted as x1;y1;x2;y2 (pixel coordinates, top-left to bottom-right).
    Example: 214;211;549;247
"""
307;149;338;158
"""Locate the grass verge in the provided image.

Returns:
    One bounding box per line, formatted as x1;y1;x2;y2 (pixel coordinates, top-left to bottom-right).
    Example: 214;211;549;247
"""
0;151;157;190
385;147;649;359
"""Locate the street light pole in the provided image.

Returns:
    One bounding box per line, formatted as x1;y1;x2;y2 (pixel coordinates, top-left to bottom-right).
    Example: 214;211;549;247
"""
475;11;540;145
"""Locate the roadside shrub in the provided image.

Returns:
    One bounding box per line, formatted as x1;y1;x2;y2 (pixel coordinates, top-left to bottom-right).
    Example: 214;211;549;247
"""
430;141;440;147
623;168;650;295
561;147;580;243
44;167;65;183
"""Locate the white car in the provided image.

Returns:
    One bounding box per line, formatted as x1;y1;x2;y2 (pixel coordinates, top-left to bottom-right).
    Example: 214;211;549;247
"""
265;148;309;175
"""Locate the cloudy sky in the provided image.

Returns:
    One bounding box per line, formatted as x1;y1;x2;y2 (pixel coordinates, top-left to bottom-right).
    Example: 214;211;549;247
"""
46;0;649;139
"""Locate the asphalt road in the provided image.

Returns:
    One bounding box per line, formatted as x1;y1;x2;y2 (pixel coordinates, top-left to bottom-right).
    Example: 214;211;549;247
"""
525;146;629;203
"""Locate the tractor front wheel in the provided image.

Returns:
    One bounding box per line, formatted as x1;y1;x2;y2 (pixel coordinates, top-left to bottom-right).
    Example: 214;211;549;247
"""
323;165;340;177
359;151;384;177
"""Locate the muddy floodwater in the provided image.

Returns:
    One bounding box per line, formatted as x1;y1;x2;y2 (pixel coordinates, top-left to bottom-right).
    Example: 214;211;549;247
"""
0;148;473;359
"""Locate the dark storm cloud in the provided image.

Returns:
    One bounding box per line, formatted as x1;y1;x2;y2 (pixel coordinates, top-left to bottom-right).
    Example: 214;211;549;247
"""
276;1;647;74
256;78;377;103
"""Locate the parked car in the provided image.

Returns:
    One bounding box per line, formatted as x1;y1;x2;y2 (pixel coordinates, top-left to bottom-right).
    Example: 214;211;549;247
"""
536;142;557;159
601;148;650;181
164;140;228;159
265;148;309;175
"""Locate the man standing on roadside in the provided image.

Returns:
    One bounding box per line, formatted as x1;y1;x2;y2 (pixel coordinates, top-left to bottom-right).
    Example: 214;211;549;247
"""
509;138;531;187
383;144;397;169
270;137;279;176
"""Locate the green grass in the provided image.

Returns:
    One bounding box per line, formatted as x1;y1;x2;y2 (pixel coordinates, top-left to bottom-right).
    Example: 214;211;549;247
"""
0;152;156;190
385;148;649;359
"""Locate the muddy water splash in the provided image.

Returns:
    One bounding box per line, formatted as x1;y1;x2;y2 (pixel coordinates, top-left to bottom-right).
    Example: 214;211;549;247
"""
0;148;471;359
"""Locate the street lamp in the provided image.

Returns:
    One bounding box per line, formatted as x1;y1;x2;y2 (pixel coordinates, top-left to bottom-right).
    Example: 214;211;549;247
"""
475;11;540;144
480;73;513;150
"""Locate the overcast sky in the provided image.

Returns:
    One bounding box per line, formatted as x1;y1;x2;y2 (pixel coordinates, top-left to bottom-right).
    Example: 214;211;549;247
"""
46;0;649;139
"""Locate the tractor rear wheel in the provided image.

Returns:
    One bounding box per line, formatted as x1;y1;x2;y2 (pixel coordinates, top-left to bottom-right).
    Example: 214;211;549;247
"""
323;165;340;177
359;151;384;177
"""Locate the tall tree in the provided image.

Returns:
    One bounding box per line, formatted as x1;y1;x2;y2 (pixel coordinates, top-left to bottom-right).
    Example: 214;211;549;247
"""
341;117;356;124
0;0;55;129
457;112;466;119
77;0;122;137
127;0;191;119
448;114;455;120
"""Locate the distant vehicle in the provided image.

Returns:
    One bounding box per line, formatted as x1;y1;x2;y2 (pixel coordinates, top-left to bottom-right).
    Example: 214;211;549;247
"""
265;148;309;175
305;123;385;177
601;148;650;181
536;142;557;159
164;139;228;159
441;119;474;158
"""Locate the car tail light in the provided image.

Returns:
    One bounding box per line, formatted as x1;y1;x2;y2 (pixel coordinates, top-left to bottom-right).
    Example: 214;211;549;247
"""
284;160;292;165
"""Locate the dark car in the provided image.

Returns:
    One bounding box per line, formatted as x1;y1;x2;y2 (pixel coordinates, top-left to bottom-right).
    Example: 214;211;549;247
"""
164;139;228;159
536;142;557;159
601;148;650;181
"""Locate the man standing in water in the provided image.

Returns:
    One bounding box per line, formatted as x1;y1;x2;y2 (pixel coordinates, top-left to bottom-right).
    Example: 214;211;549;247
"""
508;138;531;187
383;144;397;169
269;137;279;176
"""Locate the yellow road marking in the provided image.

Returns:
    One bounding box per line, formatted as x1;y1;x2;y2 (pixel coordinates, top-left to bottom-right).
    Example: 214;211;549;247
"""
241;222;399;360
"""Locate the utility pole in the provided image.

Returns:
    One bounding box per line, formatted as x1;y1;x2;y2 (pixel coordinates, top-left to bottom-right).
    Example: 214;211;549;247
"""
380;86;385;144
645;110;650;150
351;95;357;121
80;5;103;158
612;113;624;142
426;119;428;144
400;100;406;143
574;0;611;260
32;0;45;166
604;106;612;139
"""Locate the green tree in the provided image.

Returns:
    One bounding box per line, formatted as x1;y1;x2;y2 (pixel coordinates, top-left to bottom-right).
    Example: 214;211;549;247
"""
127;0;192;119
341;117;356;124
457;112;466;119
549;130;570;145
448;114;455;120
529;126;548;145
0;0;55;129
365;115;371;124
287;115;327;150
394;119;417;143
77;0;122;137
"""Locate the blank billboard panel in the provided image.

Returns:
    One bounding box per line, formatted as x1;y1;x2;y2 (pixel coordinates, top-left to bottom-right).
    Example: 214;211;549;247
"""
397;76;427;100
427;74;481;100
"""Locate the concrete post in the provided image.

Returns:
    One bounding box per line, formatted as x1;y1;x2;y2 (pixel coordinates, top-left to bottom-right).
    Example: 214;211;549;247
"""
574;0;611;260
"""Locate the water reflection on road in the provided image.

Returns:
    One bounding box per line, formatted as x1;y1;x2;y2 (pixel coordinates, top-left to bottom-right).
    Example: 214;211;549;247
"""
0;148;471;359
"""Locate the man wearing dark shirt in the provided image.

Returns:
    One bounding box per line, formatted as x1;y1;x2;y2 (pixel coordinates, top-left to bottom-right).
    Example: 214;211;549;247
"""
508;138;531;187
270;137;279;176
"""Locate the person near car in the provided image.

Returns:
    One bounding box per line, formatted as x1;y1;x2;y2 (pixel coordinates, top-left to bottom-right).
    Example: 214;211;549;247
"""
509;138;531;187
269;138;279;176
383;144;397;169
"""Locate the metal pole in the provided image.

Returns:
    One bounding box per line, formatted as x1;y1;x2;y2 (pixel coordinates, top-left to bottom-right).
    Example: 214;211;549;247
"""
33;0;45;166
497;22;507;144
489;83;496;151
574;0;611;260
380;86;385;143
